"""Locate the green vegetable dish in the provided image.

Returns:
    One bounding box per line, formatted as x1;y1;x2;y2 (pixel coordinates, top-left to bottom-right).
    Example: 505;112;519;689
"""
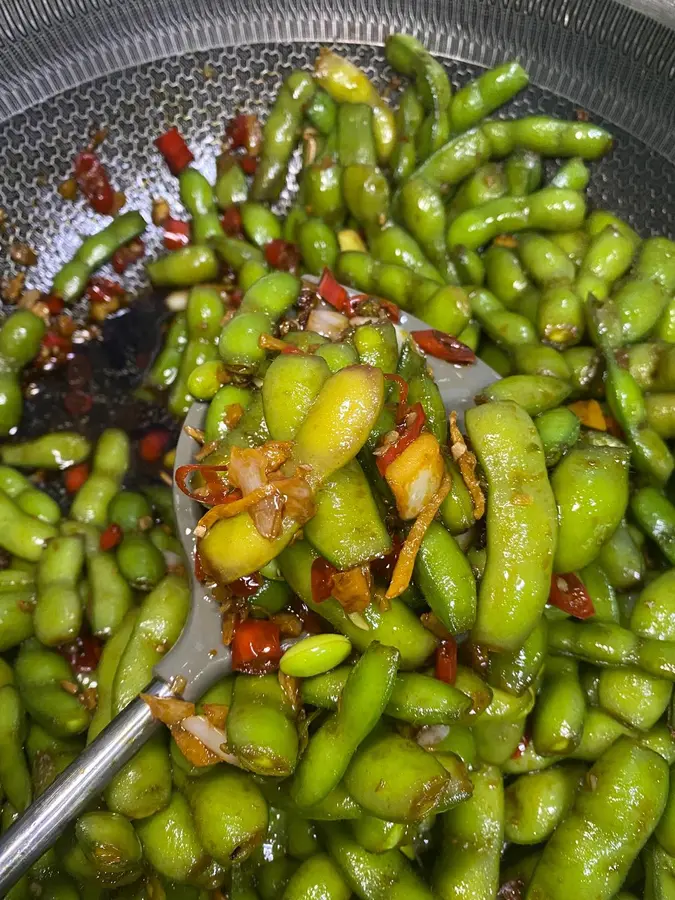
2;34;675;900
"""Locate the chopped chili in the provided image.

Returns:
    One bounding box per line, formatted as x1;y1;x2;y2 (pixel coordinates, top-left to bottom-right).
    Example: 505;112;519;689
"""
511;732;530;760
64;390;93;418
548;573;595;619
225;114;262;156
111;238;145;274
231;618;282;674
220;206;243;237
265;239;300;272
175;463;234;505
139;428;171;463
229;573;263;598
64;463;89;494
567;398;607;431
383;373;409;423
44;294;65;316
155;127;194;176
435;637;458;685
375;402;426;476
317;268;352;315
411;329;476;365
73;151;115;215
370;535;403;583
240;155;258;175
59;633;102;675
311;557;338;604
100;522;123;551
376;297;401;322
163;217;191;250
85;278;126;306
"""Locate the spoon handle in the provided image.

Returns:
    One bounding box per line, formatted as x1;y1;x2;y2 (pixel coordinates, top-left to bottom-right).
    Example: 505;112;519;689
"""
0;676;173;894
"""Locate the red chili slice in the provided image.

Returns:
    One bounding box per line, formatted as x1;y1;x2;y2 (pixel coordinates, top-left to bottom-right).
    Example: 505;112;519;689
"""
60;633;102;675
511;733;531;760
548;573;596;619
100;523;123;551
317;268;352;315
155;127;194;176
311;557;338;604
240;156;258;175
64;463;90;494
85;278;126;305
264;239;300;272
44;295;65;316
174;463;236;505
139;428;171;463
435;637;458;685
370;535;403;583
375;402;426;476
411;329;476;365
383;373;409;423
377;297;401;322
111;238;145;274
163;217;191;250
73;151;115;215
226;114;262;155
229;573;263;598
231;619;282;674
220;206;243;237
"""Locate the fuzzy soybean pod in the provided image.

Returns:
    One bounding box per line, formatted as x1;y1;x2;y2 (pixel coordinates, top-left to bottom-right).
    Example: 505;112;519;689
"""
447;188;587;251
597;667;672;731
525;738;669;900
631;569;675;642
449;61;529;133
227;674;299;777
281;852;350;900
504;763;586;845
252;70;315;200
71;429;129;528
532;657;586;756
344;726;472;822
322;823;435;900
433;765;504;900
290;642;399;808
465;400;556;651
188;767;269;867
15;639;90;737
33;535;85;647
0;685;31;814
413;521;477;633
135;790;213;885
551;446;629;572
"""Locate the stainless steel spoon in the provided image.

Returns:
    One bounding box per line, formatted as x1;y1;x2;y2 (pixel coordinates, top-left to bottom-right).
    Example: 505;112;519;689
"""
0;289;498;893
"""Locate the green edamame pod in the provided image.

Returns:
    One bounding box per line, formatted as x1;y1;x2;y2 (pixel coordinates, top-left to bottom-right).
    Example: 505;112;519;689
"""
281;853;350;900
369;225;443;283
449;61;529;133
488;617;548;696
483;244;531;309
552;446;629;572
526;738;668;900
297;218;339;274
504;763;585;845
483;116;612;159
71;429;129;528
252;71;315;200
215;160;248;208
579;562;620;624
548;619;639;668
433;766;504;900
179;167;223;244
513;344;571;380
631;569;675;642
468;288;537;348
413;521;476;634
551;158;590;191
135;790;214;884
290;642;399;808
0;686;31;813
636;236;675;292
596;521;644;591
465;401;556;650
398;178;456;281
15;639;90;737
262;354;330;441
0;587;34;651
322;823;435;900
518;232;576;286
1;432;90;470
88;610;138;743
448;163;508;218
86;550;134;638
315;341;359;373
353;319;399;373
631;486;675;565
505;149;543;195
306;89;338;135
532;657;586;755
337;104;377;168
27;727;83;797
342;164;389;229
579;225;635;288
116;532;167;591
74;811;143;886
148;313;188;389
550;228;589;267
227;674;299;776
34;535;84;646
598;667;672;730
0;309;45;370
204;385;252;444
147;245;219;288
534;407;580;466
344;725;471;822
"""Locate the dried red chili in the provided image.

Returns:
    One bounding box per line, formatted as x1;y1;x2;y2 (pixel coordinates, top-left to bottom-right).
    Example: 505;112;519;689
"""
435;637;458;685
548;573;595;619
155;127;194;175
73;151;115;215
411;329;476;365
375;402;426;476
231;619;282;674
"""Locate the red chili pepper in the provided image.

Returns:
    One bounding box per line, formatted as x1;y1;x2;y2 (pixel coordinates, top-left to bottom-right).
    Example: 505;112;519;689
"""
231;619;282;674
64;463;90;494
139;428;171;463
370;535;403;583
411;329;476;365
154;127;194;176
458;639;490;676
73;151;115;215
64;391;93;418
220;206;243;236
511;733;531;760
85;278;126;306
435;637;458;685
375;402;426;476
240;155;258;175
264;239;300;272
44;294;64;316
383;373;409;423
311;557;338;604
42;332;72;352
111;238;145;274
317;268;352;315
226;114;262;155
100;522;123;551
229;288;244;308
548;573;595;619
377;297;401;322
60;633;102;675
229;573;263;598
163;217;191;250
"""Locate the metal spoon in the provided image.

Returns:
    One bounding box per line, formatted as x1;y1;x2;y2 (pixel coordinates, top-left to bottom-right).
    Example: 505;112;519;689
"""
0;290;499;893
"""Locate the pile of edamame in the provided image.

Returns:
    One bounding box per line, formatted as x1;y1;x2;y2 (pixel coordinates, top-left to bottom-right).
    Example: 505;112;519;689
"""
3;31;675;900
